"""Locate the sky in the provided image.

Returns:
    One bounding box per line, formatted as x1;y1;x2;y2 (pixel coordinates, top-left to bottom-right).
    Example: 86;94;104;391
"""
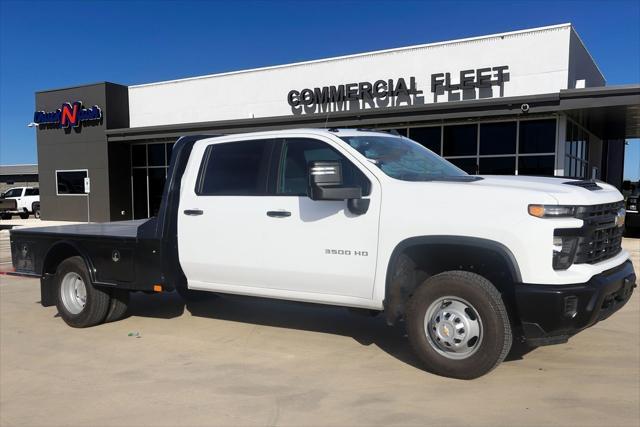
1;0;639;179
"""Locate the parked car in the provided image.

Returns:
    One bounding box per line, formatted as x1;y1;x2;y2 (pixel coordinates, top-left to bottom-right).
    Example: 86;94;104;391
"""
9;129;636;379
0;187;39;219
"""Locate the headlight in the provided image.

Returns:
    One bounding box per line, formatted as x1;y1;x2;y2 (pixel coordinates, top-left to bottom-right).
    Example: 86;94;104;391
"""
552;235;578;270
528;204;576;218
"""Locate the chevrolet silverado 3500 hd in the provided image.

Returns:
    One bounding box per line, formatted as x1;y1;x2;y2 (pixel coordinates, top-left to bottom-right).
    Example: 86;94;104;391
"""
10;129;636;379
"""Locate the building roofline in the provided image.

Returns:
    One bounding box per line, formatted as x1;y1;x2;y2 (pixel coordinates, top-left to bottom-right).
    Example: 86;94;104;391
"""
569;26;606;85
35;81;124;95
130;23;573;89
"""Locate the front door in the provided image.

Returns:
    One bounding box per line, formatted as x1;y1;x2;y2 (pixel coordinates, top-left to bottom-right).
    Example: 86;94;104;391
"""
258;137;381;299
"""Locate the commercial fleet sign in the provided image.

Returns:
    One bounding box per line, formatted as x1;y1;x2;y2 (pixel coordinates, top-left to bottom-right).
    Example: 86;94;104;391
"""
33;101;102;129
287;65;509;113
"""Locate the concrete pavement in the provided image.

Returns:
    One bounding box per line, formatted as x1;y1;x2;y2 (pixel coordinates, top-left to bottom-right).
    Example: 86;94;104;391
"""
0;237;638;426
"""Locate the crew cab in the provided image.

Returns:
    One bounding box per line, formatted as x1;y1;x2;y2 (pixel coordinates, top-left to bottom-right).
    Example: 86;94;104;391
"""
10;129;636;379
1;186;40;219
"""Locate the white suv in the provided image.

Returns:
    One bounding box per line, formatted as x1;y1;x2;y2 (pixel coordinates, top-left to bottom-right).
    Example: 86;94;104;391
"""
0;187;40;219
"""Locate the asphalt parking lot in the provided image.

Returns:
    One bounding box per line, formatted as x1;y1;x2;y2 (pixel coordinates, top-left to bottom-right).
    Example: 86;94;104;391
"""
1;233;638;427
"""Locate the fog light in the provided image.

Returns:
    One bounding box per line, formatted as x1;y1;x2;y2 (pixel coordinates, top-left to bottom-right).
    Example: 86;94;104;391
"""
552;235;578;270
563;295;578;318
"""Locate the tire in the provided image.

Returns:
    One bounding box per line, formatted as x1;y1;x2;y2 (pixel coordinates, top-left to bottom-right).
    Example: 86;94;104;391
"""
55;256;111;328
104;288;130;323
0;213;10;220
19;211;29;219
406;271;512;380
32;203;40;219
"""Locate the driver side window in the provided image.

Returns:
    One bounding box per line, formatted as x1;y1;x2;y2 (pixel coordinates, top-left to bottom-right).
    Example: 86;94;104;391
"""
277;138;371;196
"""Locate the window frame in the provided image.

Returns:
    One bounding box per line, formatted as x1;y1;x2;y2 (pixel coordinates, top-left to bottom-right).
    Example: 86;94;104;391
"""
195;139;276;196
273;137;372;197
55;169;88;197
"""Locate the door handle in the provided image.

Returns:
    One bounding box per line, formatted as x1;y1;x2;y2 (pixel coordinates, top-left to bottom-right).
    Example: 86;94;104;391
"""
183;209;204;216
266;210;291;218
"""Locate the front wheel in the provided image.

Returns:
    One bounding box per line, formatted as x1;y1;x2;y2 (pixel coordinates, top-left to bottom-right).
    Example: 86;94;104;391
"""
406;271;512;379
19;211;29;219
55;256;111;328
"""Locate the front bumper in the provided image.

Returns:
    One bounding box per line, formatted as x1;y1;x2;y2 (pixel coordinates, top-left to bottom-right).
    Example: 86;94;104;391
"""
515;260;636;346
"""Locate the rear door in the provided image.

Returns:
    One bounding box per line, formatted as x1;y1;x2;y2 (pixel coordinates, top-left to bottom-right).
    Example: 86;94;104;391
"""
177;138;277;289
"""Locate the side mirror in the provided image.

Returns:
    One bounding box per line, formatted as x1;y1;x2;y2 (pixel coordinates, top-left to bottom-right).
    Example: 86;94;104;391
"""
0;193;4;199
308;161;370;215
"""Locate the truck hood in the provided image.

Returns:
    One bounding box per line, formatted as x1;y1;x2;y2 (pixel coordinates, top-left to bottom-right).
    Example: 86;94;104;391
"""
469;175;623;205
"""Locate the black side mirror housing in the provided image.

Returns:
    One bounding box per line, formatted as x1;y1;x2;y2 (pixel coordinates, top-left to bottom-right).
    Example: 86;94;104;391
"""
308;161;369;215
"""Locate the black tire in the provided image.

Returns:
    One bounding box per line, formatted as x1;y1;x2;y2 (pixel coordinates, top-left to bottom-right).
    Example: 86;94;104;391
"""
19;211;29;219
55;256;111;328
32;203;40;219
406;271;512;380
0;213;10;220
104;289;130;322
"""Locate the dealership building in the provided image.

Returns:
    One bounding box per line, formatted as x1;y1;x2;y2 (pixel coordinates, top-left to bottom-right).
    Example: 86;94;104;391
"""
32;23;639;222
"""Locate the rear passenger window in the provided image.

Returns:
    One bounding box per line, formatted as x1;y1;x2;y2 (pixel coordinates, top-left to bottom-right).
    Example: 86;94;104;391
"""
197;140;273;195
25;188;39;196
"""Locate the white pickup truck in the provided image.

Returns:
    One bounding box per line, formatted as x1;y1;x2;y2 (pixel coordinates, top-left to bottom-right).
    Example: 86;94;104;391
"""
1;186;40;219
10;129;636;379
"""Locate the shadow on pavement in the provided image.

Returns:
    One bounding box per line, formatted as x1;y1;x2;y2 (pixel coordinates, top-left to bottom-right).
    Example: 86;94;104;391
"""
125;290;538;371
126;291;425;370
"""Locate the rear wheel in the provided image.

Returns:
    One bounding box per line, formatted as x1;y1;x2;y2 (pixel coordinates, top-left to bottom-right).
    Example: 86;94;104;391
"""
32;203;40;219
104;289;130;322
55;256;110;328
406;271;512;379
19;210;29;219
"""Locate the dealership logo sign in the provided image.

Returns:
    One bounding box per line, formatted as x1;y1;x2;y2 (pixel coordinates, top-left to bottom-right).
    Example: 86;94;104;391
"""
33;101;102;128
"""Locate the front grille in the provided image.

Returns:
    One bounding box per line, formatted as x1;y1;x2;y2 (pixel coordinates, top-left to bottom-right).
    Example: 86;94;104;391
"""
573;201;624;264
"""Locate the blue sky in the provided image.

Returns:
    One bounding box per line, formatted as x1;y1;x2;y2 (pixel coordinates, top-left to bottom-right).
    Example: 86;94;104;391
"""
1;0;638;179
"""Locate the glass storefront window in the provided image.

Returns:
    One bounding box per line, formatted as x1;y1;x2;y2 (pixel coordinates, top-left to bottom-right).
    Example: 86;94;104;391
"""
518;155;555;176
443;124;477;156
132;145;146;167
480;122;516;155
519;119;556;154
148;143;166;167
479;157;516;175
131;140;176;219
564;121;590;178
409;126;441;155
448;157;477;174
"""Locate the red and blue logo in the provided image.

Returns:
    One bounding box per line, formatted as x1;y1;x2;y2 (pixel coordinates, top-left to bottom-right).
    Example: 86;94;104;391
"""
33;101;102;128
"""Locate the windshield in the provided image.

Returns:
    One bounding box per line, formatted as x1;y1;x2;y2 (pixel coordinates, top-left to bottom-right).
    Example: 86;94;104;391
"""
340;135;471;181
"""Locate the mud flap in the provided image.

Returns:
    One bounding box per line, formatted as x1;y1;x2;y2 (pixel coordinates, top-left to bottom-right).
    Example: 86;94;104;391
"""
40;274;56;307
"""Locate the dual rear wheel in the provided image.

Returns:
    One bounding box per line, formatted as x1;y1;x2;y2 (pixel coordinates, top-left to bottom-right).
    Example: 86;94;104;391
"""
55;257;129;328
